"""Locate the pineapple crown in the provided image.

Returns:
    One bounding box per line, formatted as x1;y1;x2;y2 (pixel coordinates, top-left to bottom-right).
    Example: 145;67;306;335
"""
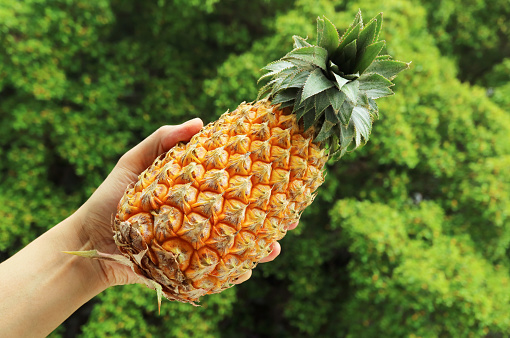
258;11;410;159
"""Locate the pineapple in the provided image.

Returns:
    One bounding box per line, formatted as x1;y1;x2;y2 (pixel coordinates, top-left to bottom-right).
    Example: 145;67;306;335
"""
70;12;408;307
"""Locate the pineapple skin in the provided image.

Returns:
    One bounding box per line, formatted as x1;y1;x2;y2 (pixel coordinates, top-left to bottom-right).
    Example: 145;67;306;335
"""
113;100;327;305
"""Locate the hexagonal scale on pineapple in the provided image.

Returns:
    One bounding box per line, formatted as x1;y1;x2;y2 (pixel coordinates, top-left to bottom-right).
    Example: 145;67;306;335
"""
270;127;291;148
303;165;324;192
155;161;181;186
290;134;310;157
202;146;228;170
165;182;197;214
248;184;272;210
190;191;224;221
184;247;220;280
176;212;212;250
249;121;271;141
225;134;251;154
249;139;272;162
205;222;237;256
242;207;267;233
289;155;308;179
257;217;281;240
153;205;183;241
277;113;300;134
180;143;207;166
224;175;252;204
267;193;289;218
269;168;290;192
225;152;252;176
211;254;242;279
288;179;306;203
199;168;229;194
252;106;277;126
250;161;272;185
161;237;194;272
229;115;250;136
217;199;248;230
270;146;291;169
229;230;256;256
150;240;190;282
173;162;204;186
140;181;168;211
204;130;228;150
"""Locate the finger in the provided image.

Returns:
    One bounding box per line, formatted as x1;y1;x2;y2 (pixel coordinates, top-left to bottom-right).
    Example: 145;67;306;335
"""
120;118;203;174
259;241;281;263
231;270;252;285
287;221;299;230
160;118;203;152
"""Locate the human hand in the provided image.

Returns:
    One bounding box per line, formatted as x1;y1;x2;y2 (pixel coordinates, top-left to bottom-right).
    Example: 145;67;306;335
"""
73;118;295;289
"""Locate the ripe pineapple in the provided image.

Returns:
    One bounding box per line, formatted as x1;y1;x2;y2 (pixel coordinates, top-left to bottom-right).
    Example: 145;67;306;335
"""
71;12;408;307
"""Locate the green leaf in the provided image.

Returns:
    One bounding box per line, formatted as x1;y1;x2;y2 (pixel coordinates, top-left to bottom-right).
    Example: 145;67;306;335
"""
327;88;346;113
315;120;336;142
376;54;391;60
316;16;339;55
364;86;394;99
365;60;411;80
337;23;360;53
301;68;335;102
272;88;298;105
283;46;328;70
353;40;385;74
293;35;312;48
265;68;299;97
315;107;338;142
369;13;383;42
341;80;359;104
339;121;355;153
315;90;331;117
303;110;317;131
359;73;393;90
283;70;311;89
262;60;295;73
260;61;296;84
339;100;354;125
332;71;349;89
357;17;378;52
351;106;372;147
340;40;358;72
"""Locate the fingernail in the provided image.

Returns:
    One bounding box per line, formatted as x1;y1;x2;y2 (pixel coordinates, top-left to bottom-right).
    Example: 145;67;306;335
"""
182;117;202;126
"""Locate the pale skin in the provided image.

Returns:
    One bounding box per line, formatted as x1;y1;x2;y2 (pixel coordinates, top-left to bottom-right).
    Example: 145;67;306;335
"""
0;118;299;337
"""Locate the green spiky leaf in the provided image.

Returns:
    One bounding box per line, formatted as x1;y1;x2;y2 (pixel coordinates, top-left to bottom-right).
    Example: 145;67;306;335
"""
272;88;299;106
327;88;346;113
338;100;354;125
293;35;312;48
357;17;378;52
369;13;383;42
283;46;328;70
365;59;411;80
315;90;331;117
317;16;339;55
353;40;385;74
332;72;350;89
359;73;393;90
351;106;372;147
341;80;359;103
301;68;335;102
257;11;409;160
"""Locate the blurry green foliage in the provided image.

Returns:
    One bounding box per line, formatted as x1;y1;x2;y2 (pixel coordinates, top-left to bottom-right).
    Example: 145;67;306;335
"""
1;0;510;336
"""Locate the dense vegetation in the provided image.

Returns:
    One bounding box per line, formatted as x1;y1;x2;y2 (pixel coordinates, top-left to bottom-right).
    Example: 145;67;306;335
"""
1;0;509;336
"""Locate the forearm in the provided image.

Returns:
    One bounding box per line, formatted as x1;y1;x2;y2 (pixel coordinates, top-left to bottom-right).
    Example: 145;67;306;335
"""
0;213;107;337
